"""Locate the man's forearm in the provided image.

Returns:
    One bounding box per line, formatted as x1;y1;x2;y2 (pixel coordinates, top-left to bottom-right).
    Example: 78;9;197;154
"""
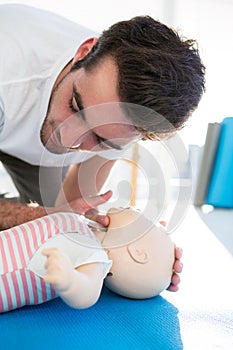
55;157;115;207
0;199;48;230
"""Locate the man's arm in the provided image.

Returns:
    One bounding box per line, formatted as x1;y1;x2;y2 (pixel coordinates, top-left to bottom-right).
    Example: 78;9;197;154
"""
0;155;114;230
56;155;115;205
55;155;115;226
0;198;48;230
0;190;112;230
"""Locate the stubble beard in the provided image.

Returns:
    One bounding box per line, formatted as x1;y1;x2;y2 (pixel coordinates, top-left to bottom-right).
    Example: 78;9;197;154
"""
40;79;65;154
40;68;76;154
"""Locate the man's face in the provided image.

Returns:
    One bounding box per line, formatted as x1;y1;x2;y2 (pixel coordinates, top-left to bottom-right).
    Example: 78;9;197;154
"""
41;57;140;154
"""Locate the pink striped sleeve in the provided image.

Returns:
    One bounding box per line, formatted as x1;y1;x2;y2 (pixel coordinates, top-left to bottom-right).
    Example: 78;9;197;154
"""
11;271;22;309
27;221;40;251
20;269;30;305
11;227;27;269
30;271;38;305
4;231;18;272
0;235;9;273
1;274;12;311
40;278;48;303
18;224;33;259
0;277;5;312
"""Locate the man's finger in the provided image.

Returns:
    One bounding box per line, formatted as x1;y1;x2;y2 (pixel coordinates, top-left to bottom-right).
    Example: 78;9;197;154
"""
159;220;167;227
173;260;183;273
79;190;112;213
85;208;110;227
174;246;183;260
85;208;99;220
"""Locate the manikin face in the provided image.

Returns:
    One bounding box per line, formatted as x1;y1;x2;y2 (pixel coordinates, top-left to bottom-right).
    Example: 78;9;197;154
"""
95;208;175;299
41;52;140;154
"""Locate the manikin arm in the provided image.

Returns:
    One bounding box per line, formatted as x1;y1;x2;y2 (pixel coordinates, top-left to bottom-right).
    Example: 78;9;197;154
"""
43;248;104;309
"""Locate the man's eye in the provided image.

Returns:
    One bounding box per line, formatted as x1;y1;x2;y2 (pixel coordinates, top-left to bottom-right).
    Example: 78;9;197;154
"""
68;97;79;113
95;134;111;150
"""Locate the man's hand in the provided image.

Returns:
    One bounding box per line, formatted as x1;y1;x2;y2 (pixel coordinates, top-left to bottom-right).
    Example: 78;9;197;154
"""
52;190;112;226
43;248;75;292
0;192;112;230
84;207;110;227
167;246;183;292
159;221;183;292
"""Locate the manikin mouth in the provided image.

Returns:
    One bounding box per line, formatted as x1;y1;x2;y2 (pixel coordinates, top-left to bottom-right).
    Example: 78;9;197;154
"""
81;216;108;232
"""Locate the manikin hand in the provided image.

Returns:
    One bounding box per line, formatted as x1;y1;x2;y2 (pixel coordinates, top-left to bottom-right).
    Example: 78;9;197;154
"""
43;248;75;292
42;247;104;309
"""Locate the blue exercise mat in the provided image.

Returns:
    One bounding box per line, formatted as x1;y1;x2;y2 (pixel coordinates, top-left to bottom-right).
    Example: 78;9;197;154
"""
0;286;183;350
206;117;233;207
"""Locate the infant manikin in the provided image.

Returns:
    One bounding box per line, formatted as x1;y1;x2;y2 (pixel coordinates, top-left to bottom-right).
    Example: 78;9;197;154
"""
0;208;174;313
97;207;175;299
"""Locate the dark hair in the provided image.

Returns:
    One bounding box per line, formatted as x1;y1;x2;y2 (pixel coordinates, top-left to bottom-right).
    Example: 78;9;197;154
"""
72;16;205;140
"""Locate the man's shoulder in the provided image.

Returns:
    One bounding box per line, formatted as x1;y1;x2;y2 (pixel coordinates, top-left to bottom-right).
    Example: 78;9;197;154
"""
0;4;98;38
0;4;97;83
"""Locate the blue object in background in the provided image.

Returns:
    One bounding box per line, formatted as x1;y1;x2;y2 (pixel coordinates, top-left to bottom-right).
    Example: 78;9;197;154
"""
206;117;233;208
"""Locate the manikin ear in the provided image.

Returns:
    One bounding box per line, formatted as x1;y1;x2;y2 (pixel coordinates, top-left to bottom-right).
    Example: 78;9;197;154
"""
127;245;149;264
72;37;99;65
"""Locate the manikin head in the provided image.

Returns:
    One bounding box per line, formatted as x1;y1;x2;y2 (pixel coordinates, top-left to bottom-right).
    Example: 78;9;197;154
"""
95;207;175;299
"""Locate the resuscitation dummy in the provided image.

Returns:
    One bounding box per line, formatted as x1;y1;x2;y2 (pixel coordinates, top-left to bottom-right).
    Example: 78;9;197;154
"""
0;208;174;313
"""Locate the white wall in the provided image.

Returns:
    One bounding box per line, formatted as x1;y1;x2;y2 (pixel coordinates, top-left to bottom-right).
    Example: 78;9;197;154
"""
174;0;233;146
0;0;168;31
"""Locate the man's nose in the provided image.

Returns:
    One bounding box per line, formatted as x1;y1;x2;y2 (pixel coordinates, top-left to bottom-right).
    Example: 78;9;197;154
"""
59;116;89;148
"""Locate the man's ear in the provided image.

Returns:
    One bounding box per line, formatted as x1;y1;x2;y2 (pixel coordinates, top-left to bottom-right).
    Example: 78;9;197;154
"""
72;37;98;65
127;244;149;264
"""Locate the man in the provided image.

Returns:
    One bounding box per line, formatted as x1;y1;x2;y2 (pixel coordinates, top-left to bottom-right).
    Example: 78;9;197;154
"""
0;4;205;290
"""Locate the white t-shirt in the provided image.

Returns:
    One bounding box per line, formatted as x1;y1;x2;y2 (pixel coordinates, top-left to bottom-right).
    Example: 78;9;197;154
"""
0;4;124;166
